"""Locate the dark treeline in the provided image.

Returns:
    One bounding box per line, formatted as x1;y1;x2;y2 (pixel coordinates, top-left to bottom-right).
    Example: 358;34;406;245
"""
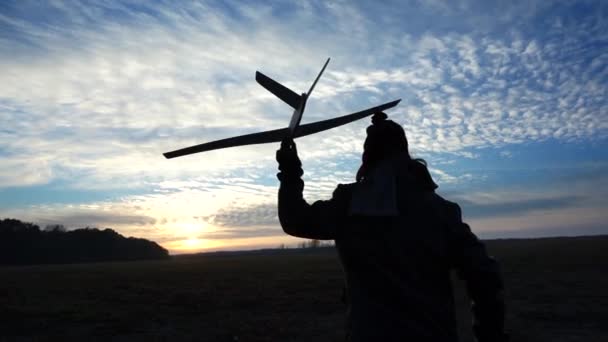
0;218;169;265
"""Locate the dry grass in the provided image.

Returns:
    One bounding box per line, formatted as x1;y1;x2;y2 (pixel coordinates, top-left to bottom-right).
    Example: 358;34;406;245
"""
1;236;607;341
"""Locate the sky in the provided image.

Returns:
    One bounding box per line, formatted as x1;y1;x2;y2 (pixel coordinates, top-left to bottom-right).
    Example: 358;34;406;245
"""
0;0;607;254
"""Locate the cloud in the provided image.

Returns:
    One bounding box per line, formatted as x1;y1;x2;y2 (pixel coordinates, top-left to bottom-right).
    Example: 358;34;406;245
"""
36;212;157;229
199;227;282;240
0;200;158;236
459;195;582;219
205;202;278;228
0;158;54;187
470;205;608;239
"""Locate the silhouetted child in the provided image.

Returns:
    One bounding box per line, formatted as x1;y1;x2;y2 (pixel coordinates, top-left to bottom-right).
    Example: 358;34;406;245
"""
276;112;507;342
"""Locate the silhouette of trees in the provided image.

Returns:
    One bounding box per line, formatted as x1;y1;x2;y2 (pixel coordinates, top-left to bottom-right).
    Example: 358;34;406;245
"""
44;224;66;232
0;218;169;265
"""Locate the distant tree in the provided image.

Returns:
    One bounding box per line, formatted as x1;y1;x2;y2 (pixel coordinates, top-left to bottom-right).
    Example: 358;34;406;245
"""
0;218;169;265
297;239;322;248
44;224;66;232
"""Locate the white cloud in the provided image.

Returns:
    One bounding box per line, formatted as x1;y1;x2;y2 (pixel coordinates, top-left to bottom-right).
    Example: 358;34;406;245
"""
0;158;54;187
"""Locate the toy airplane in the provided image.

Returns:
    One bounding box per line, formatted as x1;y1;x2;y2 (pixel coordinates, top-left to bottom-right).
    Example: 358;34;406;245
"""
163;58;401;159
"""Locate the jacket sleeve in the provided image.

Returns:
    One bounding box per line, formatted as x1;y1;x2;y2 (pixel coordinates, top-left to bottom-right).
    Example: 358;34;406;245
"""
278;175;349;240
445;201;508;342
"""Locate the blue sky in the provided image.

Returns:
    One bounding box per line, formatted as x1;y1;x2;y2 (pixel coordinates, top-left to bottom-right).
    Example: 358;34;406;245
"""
0;0;607;253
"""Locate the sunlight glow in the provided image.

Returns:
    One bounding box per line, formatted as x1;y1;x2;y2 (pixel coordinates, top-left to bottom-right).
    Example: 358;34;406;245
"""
184;237;203;249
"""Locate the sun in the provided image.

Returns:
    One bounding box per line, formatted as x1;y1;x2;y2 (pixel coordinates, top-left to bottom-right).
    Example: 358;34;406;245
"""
184;237;203;248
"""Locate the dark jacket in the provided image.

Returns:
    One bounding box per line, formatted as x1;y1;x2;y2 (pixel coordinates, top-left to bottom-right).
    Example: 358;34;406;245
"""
278;153;505;342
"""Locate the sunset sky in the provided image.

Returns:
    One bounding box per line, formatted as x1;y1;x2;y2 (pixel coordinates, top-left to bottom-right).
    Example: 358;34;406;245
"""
1;1;607;254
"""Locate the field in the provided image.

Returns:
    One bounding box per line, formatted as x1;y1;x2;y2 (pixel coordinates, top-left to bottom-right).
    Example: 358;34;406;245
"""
1;236;608;341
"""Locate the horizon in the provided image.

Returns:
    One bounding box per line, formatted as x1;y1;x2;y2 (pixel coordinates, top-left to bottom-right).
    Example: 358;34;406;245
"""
5;217;608;256
1;1;607;254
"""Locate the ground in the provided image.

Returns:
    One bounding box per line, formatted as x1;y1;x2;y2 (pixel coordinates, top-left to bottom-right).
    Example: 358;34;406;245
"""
1;236;607;341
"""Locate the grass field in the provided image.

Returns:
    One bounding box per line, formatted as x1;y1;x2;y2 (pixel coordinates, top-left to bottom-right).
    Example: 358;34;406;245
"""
1;236;608;341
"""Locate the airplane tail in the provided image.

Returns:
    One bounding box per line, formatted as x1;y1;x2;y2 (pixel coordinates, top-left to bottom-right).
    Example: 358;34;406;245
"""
255;72;302;109
306;58;330;96
255;57;330;109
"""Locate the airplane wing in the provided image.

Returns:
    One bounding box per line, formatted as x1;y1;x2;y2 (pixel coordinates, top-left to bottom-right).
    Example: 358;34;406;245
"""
163;99;401;159
255;71;302;109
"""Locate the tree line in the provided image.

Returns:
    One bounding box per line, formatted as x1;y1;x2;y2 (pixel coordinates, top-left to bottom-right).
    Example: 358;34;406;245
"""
0;218;169;265
278;239;335;249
